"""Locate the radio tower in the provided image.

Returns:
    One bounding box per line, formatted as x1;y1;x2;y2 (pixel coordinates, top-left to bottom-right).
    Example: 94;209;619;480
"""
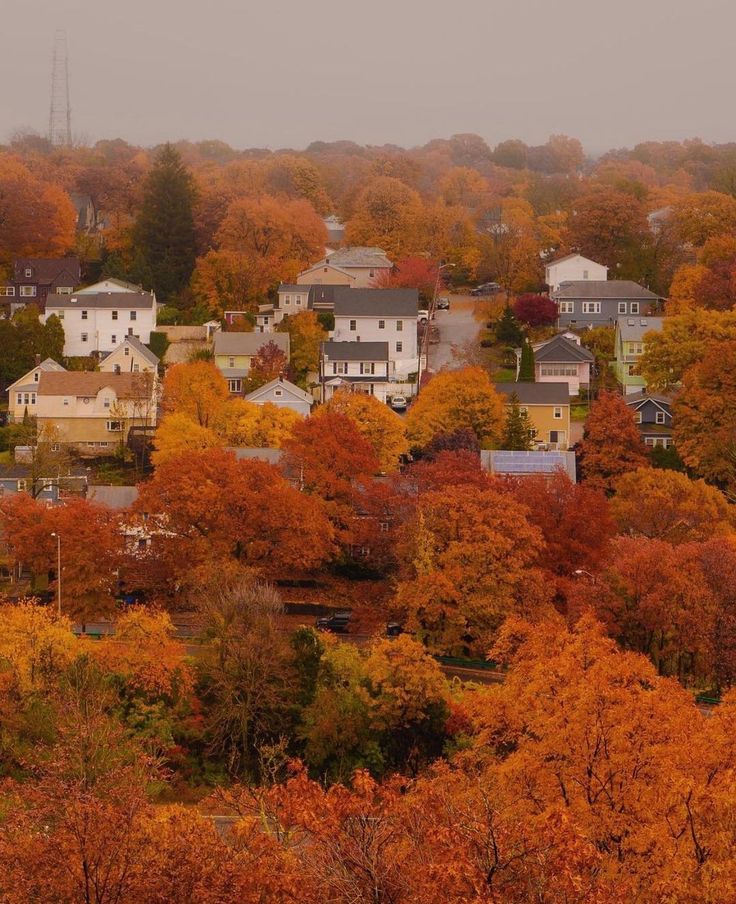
48;29;72;146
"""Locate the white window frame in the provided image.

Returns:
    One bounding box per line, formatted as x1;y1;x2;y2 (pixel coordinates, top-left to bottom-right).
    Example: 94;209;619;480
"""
106;420;123;432
618;302;627;314
57;286;73;294
581;302;601;314
378;320;385;329
81;332;88;342
558;301;574;314
655;411;665;425
19;286;37;297
0;287;15;296
112;310;118;320
630;302;640;314
274;388;283;397
227;379;241;393
635;411;643;424
24;268;32;278
130;310;137;320
553;407;563;419
396;341;403;353
81;310;88;319
349;320;357;331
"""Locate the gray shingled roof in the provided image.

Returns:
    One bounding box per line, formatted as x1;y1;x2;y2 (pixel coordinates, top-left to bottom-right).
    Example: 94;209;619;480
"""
495;382;570;405
324;246;392;268
214;332;290;357
616;315;664;341
245;377;313;404
333;287;418;317
554;281;660;300
322;341;389;361
101;335;159;367
88;485;139;510
534;334;594;364
46;291;155;309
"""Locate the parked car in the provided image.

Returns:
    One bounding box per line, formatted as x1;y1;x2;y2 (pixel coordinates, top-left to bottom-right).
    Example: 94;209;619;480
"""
470;282;502;296
417;309;430;321
390;395;407;411
436;297;450;310
315;611;352;633
386;621;403;637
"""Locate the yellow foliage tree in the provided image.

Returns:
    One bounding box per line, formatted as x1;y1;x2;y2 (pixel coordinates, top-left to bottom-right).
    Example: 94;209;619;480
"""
405;367;505;450
215;399;301;448
161;361;229;427
322;391;408;471
152;413;220;467
0;604;78;694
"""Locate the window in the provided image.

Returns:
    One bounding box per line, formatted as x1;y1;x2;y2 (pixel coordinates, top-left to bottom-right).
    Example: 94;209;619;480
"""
630;302;640;314
558;301;574;314
133;364;139;373
228;379;241;393
16;393;21;405
582;302;601;314
228;357;235;368
553;407;563;419
379;521;389;533
645;437;655;447
396;341;403;353
540;365;578;376
30;393;36;405
549;430;566;444
106;420;122;431
57;286;73;294
17;480;27;491
618;302;627;314
284;296;291;305
112;310;118;320
583;270;589;279
349;320;357;331
103;397;111;409
130;311;137;321
33;371;39;382
655;411;665;424
111;335;117;344
295;297;302;306
360;362;375;375
23;393;29;405
58;311;64;319
274;388;283;397
333;362;348;375
19;286;36;297
0;287;15;296
378;319;385;329
24;268;32;278
396;320;403;331
113;364;121;374
127;327;133;335
635;411;643;424
81;332;88;342
124;346;130;356
81;310;88;319
369;269;375;278
63;398;69;406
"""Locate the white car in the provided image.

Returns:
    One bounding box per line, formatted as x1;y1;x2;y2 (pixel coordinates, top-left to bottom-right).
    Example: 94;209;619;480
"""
417;310;429;322
390;395;407;411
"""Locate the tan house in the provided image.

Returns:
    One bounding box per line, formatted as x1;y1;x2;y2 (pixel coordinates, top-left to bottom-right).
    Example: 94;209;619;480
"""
297;247;393;288
99;335;160;376
495;382;571;450
7;358;67;423
35;371;157;455
213;331;290;393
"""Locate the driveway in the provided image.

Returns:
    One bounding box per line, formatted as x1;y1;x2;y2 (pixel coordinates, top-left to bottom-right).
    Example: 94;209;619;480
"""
427;296;482;372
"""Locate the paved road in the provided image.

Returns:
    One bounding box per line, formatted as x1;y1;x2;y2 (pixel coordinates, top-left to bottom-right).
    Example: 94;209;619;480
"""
428;296;482;371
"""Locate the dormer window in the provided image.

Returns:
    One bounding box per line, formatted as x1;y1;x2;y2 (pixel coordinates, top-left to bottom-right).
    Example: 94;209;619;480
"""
124;346;130;356
24;268;32;278
274;389;283;397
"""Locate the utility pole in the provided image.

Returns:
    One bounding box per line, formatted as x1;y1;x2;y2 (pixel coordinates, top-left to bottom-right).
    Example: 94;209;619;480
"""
49;28;72;146
51;532;62;616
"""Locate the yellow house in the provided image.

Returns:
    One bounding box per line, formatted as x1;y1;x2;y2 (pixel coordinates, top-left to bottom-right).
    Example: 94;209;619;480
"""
100;335;160;376
297;247;393;287
495;382;571;450
36;371;156;455
6;358;67;423
213;331;290;393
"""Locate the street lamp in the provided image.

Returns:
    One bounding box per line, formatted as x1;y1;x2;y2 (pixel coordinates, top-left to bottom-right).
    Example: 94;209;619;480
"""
573;568;597;584
50;532;61;616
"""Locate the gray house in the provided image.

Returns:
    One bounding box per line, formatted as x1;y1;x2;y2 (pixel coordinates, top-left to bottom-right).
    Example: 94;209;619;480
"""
624;391;674;449
0;464;88;503
554;280;662;329
244;377;314;416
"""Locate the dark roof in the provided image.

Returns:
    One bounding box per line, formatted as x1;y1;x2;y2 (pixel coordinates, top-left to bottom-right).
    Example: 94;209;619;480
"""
333;287;418;317
46;291;155;309
100;335;159;368
324;247;392;268
87;485;139;509
214;332;289;357
554;280;661;301
322;341;389;361
277;284;307;293
624;390;673;407
13;257;81;284
494;382;570;405
534;334;594;364
0;463;87;480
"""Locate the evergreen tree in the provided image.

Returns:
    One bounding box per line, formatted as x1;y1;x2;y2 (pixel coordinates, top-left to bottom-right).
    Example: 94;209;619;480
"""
41;314;65;361
502;393;535;450
132;144;196;301
518;339;535;382
495;305;523;345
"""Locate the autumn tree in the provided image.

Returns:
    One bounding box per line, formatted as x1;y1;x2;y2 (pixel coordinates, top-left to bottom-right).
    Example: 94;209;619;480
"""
513;293;557;327
276;310;326;384
672;190;736;247
565;187;649;275
374;255;439;301
344;176;424;259
322;390;409;471
245;339;289;391
673;340;736;493
152;412;220;466
579;390;649;492
160;360;229;427
132;144;197;299
405;367;505;450
215;399;301;448
612;468;735;541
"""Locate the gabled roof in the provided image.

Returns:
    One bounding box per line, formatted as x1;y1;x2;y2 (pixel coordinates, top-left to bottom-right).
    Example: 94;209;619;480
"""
12;257;81;284
298;262;356;281
37;371;153;398
77;277;144;294
534;334;594;364
324;246;393;269
8;358;66;392
546;252;606;269
244;377;313;405
333;287;418;317
495;382;570;406
88;485;139;509
624;391;673;411
554;281;661;301
214;331;290;357
102;335;159;368
322;341;389;362
46;291;155;309
616;315;664;341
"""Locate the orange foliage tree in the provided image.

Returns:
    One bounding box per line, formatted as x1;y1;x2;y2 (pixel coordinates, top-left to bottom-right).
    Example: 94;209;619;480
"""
579;390;649;492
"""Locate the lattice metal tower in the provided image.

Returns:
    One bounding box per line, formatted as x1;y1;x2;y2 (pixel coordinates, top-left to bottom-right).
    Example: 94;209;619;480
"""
48;29;72;146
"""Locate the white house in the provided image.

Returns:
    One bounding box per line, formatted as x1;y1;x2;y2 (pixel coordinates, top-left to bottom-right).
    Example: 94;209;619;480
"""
545;253;607;293
298;247;393;288
76;277;147;295
244;377;313;416
44;290;157;358
320;341;392;402
331;288;419;380
99;335;160;376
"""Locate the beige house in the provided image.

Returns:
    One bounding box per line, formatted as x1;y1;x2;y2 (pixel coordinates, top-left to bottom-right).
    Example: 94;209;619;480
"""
100;335;160;376
7;358;67;423
35;371;157;455
297;247;393;288
213;331;290;393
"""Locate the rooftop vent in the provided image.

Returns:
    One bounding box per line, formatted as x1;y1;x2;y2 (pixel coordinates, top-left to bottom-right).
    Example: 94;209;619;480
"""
627;319;635;325
70;297;78;303
640;319;648;326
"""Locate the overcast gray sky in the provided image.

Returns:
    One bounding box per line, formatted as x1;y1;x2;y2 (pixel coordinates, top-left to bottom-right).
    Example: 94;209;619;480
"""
2;0;734;153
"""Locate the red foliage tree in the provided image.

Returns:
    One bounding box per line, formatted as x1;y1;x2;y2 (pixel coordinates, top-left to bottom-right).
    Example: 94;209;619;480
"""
374;255;440;300
513;293;558;326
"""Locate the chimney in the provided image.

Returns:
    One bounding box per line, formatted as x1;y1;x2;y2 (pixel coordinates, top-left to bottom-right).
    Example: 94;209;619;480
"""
35;354;41;366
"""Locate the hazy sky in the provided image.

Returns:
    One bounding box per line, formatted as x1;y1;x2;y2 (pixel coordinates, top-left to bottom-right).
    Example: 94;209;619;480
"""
3;0;735;153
